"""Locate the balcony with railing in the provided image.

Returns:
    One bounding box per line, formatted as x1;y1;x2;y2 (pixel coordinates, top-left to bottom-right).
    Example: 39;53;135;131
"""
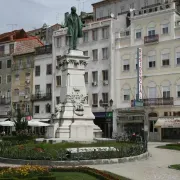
0;98;11;105
31;93;52;101
35;45;52;55
131;97;174;107
144;34;159;44
11;63;34;71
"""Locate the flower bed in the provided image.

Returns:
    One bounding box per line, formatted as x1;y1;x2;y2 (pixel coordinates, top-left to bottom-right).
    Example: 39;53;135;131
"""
0;166;130;180
0;141;146;161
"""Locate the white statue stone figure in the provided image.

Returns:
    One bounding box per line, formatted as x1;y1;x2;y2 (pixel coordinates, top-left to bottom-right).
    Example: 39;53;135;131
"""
55;103;63;119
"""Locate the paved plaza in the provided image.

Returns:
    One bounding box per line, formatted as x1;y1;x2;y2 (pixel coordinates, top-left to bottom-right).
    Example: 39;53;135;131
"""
0;142;179;180
89;142;180;180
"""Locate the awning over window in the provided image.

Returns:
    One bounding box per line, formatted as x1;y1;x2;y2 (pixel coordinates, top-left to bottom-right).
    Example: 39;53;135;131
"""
154;118;180;128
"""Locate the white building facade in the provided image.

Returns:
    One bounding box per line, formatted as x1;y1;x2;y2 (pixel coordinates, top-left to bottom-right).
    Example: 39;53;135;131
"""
32;45;53;123
114;1;180;141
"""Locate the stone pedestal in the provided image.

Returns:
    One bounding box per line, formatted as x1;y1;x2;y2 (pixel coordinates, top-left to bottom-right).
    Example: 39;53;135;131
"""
54;50;102;140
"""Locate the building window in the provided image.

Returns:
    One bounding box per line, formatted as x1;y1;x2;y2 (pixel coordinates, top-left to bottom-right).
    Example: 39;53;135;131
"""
83;51;88;56
14;89;19;96
92;94;98;107
35;66;40;76
9;44;14;54
164;112;168;116
35;105;40;114
135;30;141;39
56;97;60;104
7;59;11;68
144;0;148;6
25;88;30;95
162;53;170;66
162;86;170;98
56;76;61;86
46;64;52;75
0;76;2;84
123;59;130;71
102;27;109;39
102;47;108;59
25;104;30;113
0;46;5;56
7;90;11;98
26;57;31;67
26;72;30;79
148;56;156;68
0;61;2;69
46;104;51;113
92;49;98;60
15;74;19;81
102;70;108;81
92;29;98;41
7;75;11;83
83;31;88;42
176;52;180;65
84;72;88;83
18;59;22;67
162;24;169;34
148;87;156;98
35;85;40;94
102;93;108;104
124;89;130;101
46;84;52;94
148;28;155;36
92;71;98;83
177;85;180;98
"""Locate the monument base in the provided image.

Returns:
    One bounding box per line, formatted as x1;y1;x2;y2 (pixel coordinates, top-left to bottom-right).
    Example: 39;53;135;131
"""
48;50;102;140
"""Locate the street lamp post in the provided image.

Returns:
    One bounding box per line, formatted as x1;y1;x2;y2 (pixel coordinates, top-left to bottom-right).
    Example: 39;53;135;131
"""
99;99;113;138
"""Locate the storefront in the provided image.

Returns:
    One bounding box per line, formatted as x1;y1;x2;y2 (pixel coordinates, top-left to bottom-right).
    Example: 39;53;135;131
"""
93;112;113;138
154;117;180;141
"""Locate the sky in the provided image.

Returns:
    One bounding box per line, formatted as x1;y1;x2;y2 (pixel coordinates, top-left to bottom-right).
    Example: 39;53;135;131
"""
0;0;99;34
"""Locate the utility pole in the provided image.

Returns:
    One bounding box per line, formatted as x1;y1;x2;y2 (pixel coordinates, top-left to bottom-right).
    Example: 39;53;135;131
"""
7;24;18;31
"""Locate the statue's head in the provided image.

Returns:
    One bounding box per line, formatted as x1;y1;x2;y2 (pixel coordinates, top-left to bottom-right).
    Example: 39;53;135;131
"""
71;6;76;14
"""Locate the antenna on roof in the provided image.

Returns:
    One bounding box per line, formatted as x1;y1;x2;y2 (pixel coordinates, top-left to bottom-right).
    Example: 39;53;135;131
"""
7;24;18;31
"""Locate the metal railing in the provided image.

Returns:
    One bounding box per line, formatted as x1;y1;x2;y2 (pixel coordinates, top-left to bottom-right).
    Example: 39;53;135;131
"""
11;63;34;71
35;45;52;55
31;93;52;101
131;97;173;106
144;34;159;44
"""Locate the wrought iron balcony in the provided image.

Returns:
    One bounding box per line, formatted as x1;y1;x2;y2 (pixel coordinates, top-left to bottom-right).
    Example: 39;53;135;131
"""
35;45;52;55
144;34;159;44
131;97;173;107
31;93;52;101
11;63;34;71
0;98;11;105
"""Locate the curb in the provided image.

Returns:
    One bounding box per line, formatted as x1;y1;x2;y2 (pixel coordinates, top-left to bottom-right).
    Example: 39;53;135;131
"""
0;152;149;166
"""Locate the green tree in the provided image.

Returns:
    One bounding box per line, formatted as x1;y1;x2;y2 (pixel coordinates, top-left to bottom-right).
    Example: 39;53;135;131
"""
13;108;28;133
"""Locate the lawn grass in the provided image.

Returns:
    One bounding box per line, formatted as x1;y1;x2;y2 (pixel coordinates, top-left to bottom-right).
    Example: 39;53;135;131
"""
24;141;136;150
169;164;180;171
52;172;96;180
156;144;180;151
103;171;131;180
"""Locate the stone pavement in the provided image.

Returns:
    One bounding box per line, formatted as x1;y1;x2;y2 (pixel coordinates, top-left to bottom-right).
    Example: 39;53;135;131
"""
0;142;179;180
89;142;180;180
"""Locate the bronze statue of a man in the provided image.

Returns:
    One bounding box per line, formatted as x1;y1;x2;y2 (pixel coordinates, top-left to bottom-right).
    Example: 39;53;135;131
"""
64;7;83;50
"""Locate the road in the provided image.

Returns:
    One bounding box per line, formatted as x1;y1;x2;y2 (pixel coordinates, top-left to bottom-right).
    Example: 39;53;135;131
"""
89;142;180;180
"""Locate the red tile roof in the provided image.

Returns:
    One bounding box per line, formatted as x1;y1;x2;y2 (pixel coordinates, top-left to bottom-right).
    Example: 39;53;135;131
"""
13;37;43;56
0;29;27;43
